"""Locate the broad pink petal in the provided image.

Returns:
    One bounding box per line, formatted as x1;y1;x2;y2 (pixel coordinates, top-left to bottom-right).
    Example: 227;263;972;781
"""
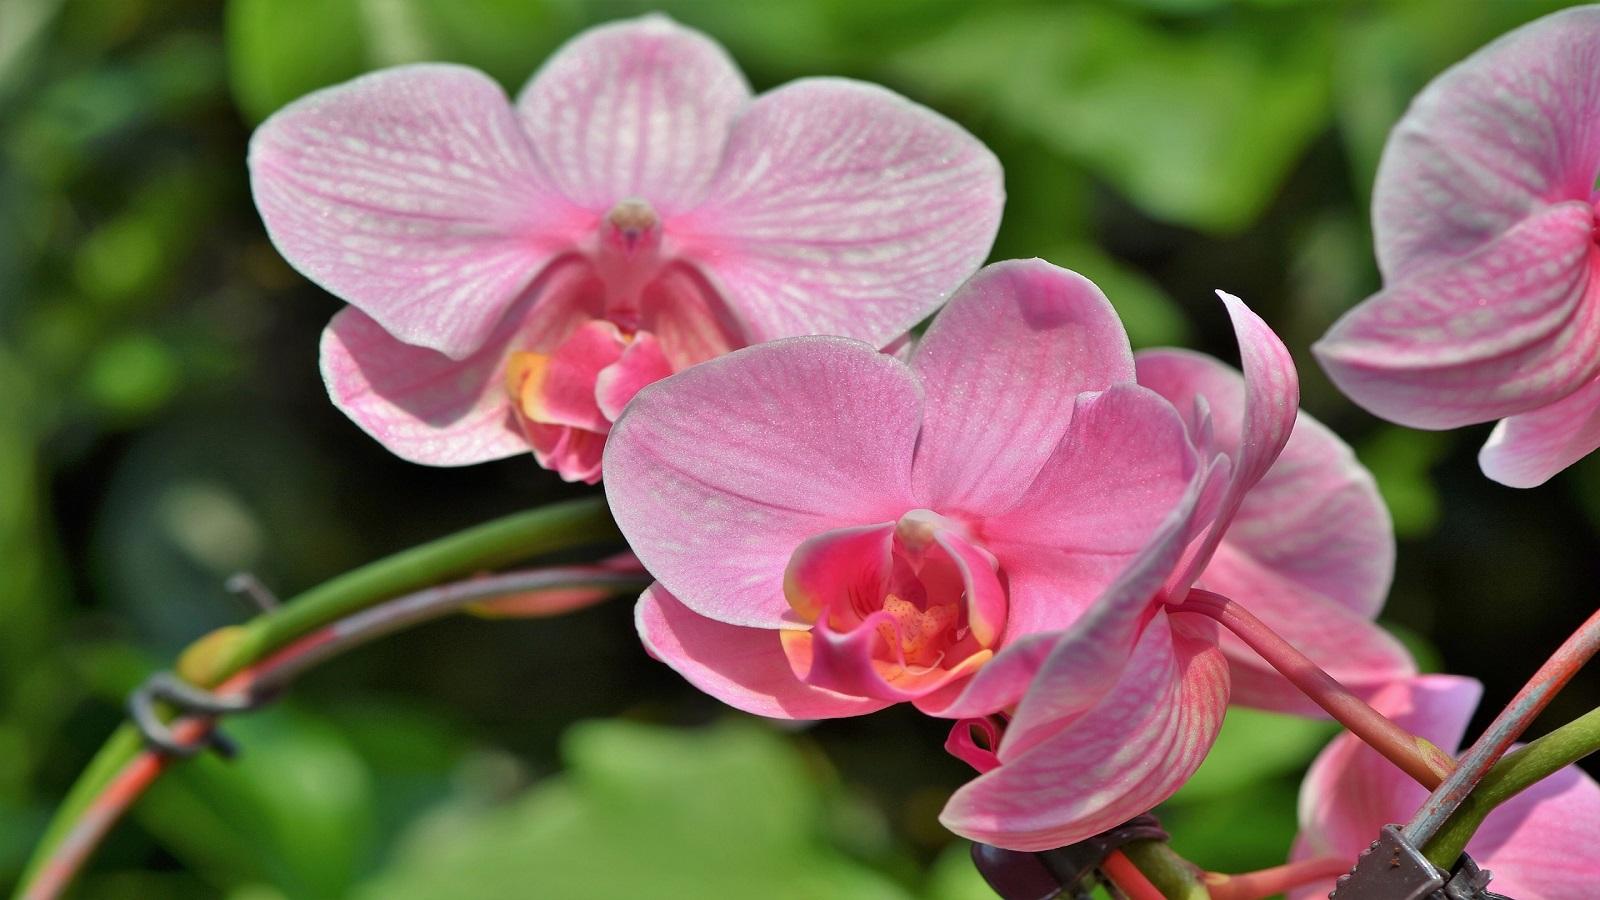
1371;7;1600;281
1173;292;1299;595
604;337;921;628
1201;541;1414;714
908;260;1136;515
636;584;889;719
1480;373;1600;488
515;15;750;216
1316;203;1600;430
983;384;1198;638
1137;348;1410;711
675;78;1003;349
998;458;1212;759
320;307;524;465
1293;677;1481;881
250;64;584;359
594;331;674;421
941;613;1229;851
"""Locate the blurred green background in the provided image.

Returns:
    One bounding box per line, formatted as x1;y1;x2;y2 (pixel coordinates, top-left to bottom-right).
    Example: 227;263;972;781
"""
3;1;1597;897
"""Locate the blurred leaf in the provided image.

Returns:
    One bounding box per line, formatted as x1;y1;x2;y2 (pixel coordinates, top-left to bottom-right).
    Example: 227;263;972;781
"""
922;841;994;900
1168;707;1334;805
1161;779;1300;874
354;720;914;900
82;333;181;418
893;6;1335;233
1358;427;1449;539
226;0;575;123
138;706;376;898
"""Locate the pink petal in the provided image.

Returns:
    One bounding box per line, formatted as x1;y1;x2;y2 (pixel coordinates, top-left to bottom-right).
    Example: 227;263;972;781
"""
1173;292;1299;595
320;307;524;466
1201;541;1414;714
1137;348;1410;711
982;383;1199;638
523;420;605;485
1480;373;1600;488
917;632;1060;719
638;262;747;369
675;79;1004;349
998;458;1212;759
908;260;1137;515
1371;7;1600;282
594;332;675;421
940;612;1229;852
515;320;626;432
636;583;889;720
603;337;921;628
1315;203;1600;430
1293;676;1482;877
250;64;584;359
1461;763;1600;899
515;15;750;216
782;523;894;623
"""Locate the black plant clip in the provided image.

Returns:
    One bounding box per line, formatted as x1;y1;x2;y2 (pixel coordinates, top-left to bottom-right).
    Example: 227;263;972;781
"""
1331;825;1513;900
970;815;1169;900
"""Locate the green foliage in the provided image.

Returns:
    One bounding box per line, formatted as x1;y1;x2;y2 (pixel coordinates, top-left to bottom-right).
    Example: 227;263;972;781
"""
226;0;575;123
352;720;915;900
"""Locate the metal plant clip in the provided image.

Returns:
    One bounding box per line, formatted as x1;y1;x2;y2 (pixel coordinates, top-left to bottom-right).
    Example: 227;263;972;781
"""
1331;825;1513;900
126;671;277;759
971;815;1168;900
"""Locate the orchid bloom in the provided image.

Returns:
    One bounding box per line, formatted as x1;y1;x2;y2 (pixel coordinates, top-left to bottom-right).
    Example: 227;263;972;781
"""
248;15;1002;482
605;258;1407;849
1291;675;1600;899
1315;7;1600;488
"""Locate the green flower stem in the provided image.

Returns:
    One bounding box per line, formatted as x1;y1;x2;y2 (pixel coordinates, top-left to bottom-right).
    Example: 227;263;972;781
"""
1424;704;1600;869
19;497;618;897
1120;840;1211;900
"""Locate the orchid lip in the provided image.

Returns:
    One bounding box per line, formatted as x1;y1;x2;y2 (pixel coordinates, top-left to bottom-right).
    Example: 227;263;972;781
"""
779;513;1009;701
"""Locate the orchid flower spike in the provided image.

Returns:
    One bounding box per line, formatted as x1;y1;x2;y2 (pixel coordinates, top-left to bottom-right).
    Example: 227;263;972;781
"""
603;258;1408;850
248;14;1002;482
1291;675;1600;899
1315;6;1600;488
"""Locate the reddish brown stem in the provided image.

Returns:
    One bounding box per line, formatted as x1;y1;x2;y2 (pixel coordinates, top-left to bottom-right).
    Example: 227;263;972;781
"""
1405;605;1600;849
1204;857;1349;900
1102;849;1169;900
1172;589;1454;789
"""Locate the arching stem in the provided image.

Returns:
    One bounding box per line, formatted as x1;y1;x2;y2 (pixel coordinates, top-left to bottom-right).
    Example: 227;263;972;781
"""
1170;589;1454;789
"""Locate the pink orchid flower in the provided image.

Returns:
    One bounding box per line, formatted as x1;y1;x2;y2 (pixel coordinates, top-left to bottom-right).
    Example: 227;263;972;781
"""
605;258;1407;849
1315;7;1600;487
248;15;1002;482
1291;675;1600;899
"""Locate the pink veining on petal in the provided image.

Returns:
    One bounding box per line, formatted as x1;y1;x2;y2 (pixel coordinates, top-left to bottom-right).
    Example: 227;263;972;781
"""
256;15;1003;477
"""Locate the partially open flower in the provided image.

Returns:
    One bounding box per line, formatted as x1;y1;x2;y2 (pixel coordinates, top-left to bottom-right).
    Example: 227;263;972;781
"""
249;14;1002;481
1315;7;1600;487
1291;675;1600;899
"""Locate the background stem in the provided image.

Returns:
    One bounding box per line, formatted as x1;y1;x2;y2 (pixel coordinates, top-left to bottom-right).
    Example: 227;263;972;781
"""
17;498;619;898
